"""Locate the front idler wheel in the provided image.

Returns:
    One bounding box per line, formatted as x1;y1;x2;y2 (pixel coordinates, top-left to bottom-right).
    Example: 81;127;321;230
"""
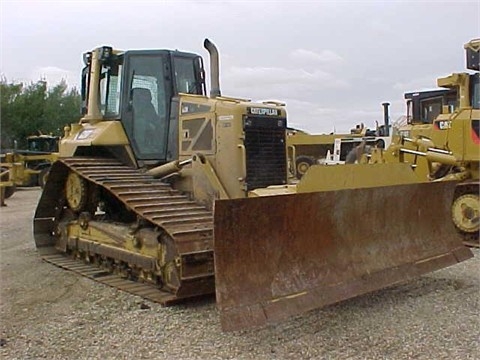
65;172;88;212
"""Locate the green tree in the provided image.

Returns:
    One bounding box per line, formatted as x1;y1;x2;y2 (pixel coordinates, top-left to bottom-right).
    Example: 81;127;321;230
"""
0;77;82;149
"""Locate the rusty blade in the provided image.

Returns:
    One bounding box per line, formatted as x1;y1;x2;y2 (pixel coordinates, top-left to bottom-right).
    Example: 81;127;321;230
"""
213;181;473;331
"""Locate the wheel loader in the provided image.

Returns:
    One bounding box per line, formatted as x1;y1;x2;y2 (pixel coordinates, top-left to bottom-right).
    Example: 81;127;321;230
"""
33;39;472;331
0;134;59;205
382;38;480;247
307;39;479;247
0;134;59;187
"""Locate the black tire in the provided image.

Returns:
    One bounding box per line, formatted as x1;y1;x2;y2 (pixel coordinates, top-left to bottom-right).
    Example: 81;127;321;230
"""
38;167;50;188
1;166;15;202
26;174;38;187
4;185;16;199
295;156;315;179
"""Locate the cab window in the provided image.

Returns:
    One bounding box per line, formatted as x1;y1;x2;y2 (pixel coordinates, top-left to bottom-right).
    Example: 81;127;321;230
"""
174;57;202;94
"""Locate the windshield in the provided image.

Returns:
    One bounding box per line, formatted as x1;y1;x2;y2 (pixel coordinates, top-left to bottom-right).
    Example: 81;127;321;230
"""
99;60;122;117
174;56;203;95
117;51;203;161
123;53;170;160
471;73;480;109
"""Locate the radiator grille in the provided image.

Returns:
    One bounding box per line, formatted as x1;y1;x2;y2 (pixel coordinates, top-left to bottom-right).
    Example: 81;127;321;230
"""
244;116;287;191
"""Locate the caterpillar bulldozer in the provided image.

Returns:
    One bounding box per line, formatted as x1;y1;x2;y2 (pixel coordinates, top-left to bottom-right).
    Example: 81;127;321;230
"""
33;39;472;332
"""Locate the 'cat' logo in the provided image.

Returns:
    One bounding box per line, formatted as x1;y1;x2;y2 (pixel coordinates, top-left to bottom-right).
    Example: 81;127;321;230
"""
434;120;452;130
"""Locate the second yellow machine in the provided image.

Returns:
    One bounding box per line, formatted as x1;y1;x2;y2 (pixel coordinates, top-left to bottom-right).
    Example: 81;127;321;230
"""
34;40;471;331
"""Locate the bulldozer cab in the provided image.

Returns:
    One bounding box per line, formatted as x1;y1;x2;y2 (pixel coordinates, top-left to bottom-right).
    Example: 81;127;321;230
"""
432;72;480;162
468;72;480;109
80;46;206;162
398;74;479;141
399;40;479;138
404;89;457;125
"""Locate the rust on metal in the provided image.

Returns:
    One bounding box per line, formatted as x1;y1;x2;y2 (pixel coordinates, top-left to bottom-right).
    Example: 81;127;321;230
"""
214;181;473;331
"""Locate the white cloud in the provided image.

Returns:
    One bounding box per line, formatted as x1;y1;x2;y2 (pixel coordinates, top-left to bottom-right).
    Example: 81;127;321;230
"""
393;75;440;92
2;1;476;137
30;66;77;88
368;20;392;34
276;98;386;134
289;49;344;64
223;65;350;90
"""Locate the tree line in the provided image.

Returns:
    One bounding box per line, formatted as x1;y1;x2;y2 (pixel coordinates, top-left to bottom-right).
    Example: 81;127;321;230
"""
0;77;82;150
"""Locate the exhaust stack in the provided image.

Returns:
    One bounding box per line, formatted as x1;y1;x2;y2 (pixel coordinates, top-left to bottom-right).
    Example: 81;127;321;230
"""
204;39;221;98
382;102;390;136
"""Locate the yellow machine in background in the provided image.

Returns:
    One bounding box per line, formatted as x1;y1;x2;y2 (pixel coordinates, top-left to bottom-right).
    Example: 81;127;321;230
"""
0;134;59;204
33;39;471;331
286;102;391;178
296;39;479;247
382;38;479;246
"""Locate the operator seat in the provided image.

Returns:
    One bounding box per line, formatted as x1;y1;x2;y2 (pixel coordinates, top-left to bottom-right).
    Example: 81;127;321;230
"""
131;88;160;151
132;88;158;122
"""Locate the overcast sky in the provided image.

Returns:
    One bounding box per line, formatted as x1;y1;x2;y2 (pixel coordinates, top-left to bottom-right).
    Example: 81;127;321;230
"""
1;0;479;133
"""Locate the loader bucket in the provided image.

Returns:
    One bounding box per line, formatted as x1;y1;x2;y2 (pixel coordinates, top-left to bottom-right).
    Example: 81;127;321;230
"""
214;181;473;331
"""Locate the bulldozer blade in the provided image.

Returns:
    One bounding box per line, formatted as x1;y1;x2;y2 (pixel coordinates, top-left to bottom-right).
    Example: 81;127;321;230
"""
213;181;473;331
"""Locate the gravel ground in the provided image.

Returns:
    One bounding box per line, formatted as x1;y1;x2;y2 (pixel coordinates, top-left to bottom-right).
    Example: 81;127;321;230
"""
0;188;479;360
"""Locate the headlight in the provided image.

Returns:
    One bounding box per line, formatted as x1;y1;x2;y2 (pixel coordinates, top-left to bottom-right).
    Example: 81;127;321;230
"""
76;129;95;140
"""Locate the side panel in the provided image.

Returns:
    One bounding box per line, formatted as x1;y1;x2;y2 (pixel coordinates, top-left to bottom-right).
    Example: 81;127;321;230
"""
466;114;480;161
214;181;473;331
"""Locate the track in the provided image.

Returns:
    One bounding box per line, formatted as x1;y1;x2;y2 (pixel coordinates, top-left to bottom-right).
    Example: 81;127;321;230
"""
41;251;180;304
34;157;215;304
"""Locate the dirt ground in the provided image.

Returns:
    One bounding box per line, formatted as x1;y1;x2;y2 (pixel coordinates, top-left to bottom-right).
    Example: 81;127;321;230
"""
0;189;95;343
0;188;479;360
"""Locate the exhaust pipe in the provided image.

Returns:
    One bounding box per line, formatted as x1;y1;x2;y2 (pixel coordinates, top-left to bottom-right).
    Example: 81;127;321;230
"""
203;39;221;98
382;102;390;136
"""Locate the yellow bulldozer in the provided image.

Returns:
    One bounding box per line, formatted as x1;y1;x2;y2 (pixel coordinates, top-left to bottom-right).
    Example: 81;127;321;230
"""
33;39;472;331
